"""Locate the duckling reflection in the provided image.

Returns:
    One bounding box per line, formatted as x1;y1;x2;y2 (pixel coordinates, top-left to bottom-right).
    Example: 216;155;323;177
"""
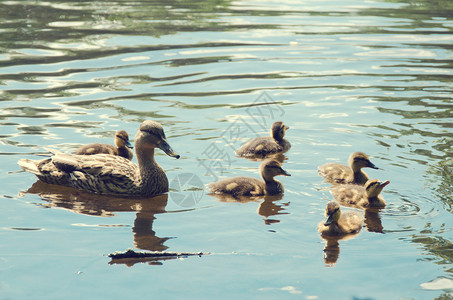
20;180;170;252
364;208;384;233
258;194;290;225
208;193;289;225
318;152;378;185
320;234;359;267
235;121;291;158
74;130;134;160
208;159;291;197
331;179;390;208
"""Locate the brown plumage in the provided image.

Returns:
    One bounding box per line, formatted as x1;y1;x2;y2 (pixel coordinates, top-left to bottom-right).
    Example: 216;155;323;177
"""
18;120;180;197
331;179;390;208
235;121;291;158
318;152;378;185
208;159;291;197
318;201;363;236
74;130;133;160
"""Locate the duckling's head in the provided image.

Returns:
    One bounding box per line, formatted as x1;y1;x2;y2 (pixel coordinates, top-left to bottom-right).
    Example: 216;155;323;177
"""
365;179;390;198
271;121;289;141
114;130;133;149
348;152;378;172
135;120;180;159
324;201;341;226
260;158;291;181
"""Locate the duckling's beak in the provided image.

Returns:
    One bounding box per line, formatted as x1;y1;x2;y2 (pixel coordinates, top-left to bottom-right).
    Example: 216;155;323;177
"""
379;180;390;188
125;140;133;149
159;139;180;159
324;212;334;226
367;161;379;169
285;125;290;130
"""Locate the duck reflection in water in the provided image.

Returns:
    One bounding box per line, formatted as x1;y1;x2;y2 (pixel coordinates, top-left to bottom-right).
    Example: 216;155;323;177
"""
210;192;290;224
20;180;173;261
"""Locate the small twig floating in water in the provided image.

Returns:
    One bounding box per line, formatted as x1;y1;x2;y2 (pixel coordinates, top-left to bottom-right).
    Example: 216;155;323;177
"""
108;249;208;266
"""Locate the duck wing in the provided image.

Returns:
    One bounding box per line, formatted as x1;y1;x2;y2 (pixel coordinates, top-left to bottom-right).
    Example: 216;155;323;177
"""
318;163;353;184
19;150;141;196
65;154;140;195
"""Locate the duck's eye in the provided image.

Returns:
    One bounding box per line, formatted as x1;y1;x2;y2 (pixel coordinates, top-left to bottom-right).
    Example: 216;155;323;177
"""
366;182;378;191
354;157;369;163
142;129;155;135
116;135;127;142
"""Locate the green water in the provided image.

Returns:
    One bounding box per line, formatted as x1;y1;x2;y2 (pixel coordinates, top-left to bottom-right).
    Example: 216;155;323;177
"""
1;0;453;299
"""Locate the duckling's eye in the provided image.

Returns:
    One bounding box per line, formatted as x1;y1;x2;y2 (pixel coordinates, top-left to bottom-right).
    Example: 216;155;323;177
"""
365;182;378;191
116;135;127;142
354;157;370;164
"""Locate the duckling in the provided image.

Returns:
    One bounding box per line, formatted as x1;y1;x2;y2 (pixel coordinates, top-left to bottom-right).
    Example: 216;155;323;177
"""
18;120;180;197
318;201;363;236
74;130;134;160
208;159;291;197
331;179;390;208
235;121;291;158
318;152;378;185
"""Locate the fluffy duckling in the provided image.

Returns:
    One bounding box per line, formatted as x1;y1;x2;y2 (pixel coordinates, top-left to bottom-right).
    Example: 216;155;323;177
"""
235;121;291;158
318;201;363;236
18;120;180;197
318;152;378;185
331;179;390;208
208;159;291;197
74;130;134;160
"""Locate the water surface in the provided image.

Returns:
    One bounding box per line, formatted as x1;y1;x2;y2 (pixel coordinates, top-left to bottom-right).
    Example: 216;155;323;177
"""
1;0;453;299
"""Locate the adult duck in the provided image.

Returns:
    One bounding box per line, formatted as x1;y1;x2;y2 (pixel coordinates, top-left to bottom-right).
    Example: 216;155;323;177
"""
18;120;180;197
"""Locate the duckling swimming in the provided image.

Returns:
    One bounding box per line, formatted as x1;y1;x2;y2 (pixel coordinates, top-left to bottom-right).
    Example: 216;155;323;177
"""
74;130;134;160
18;120;180;197
208;159;291;197
235;121;291;158
318;201;363;236
318;152;378;185
331;179;390;208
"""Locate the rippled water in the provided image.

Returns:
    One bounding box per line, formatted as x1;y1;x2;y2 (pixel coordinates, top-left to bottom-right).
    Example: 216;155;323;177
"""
1;0;453;299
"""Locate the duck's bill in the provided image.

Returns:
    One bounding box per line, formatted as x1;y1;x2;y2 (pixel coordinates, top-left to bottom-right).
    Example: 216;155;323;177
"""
380;180;390;188
159;140;180;159
125;140;133;149
367;161;379;169
324;213;334;226
281;169;291;176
